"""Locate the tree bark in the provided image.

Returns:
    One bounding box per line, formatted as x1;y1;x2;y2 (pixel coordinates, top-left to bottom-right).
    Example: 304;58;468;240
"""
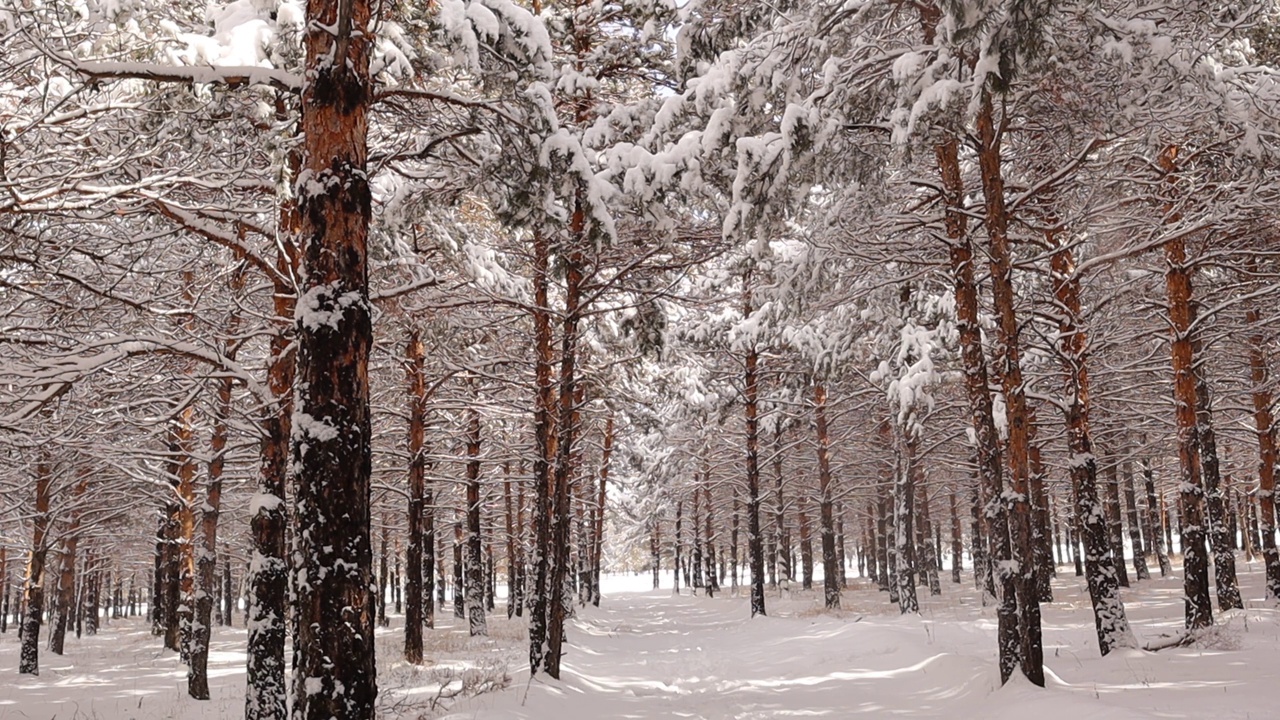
527;230;557;673
938;129;1022;683
591;417;613;606
1159;146;1213;630
1122;460;1150;582
813;381;840;609
1245;308;1280;599
744;272;766;617
975;93;1042;685
191;286;240;700
404;331;427;662
1192;362;1242;610
465;398;488;636
1048;236;1134;655
291;0;378;712
20;454;52;675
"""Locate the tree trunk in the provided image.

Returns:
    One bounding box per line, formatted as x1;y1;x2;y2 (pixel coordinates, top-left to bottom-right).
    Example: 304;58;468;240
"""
949;490;963;584
1122;461;1150;582
528;229;557;674
291;0;378;712
938;129;1022;683
404;331;427;662
813;382;840;609
893;422;918;614
744;273;766;617
591;417;613;606
245;102;299;720
191;293;240;700
703;483;718;598
1103;461;1130;589
50;476;88;656
773;425;789;585
1245;308;1280;599
1159;145;1213;630
544;249;583;678
20;455;52;675
917;477;941;597
1192;363;1242;610
798;495;813;591
465;399;488;637
1048;229;1134;655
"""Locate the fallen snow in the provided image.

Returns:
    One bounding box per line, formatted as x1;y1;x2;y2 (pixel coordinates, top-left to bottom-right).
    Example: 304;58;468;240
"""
1;563;1276;719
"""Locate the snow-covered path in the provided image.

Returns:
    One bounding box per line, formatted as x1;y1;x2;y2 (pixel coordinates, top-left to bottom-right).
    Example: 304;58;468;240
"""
1;566;1277;719
449;569;1280;720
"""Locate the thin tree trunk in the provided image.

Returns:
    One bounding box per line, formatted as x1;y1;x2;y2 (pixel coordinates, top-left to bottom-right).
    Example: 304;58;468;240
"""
1122;461;1150;582
949;490;963;584
1104;461;1130;589
813;381;840;609
544;248;583;678
591;417;613;607
465;399;488;637
404;331;427;662
1048;227;1134;655
744;272;766;617
191;287;241;700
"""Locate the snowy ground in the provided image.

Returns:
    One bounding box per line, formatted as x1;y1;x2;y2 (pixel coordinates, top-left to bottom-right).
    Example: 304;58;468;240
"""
1;562;1277;719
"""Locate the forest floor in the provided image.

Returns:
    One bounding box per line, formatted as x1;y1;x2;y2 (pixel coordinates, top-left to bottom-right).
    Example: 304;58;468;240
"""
0;561;1276;719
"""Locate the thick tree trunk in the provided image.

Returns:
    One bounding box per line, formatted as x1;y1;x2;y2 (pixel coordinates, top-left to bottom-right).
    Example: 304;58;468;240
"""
1245;308;1280;600
465;400;488;637
20;455;52;675
938;130;1022;683
813;382;840;609
1160;146;1213;630
291;0;378;713
528;230;557;673
1192;364;1242;610
544;250;583;678
893;423;918;614
1048;236;1134;655
245;115;299;720
976;94;1042;685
